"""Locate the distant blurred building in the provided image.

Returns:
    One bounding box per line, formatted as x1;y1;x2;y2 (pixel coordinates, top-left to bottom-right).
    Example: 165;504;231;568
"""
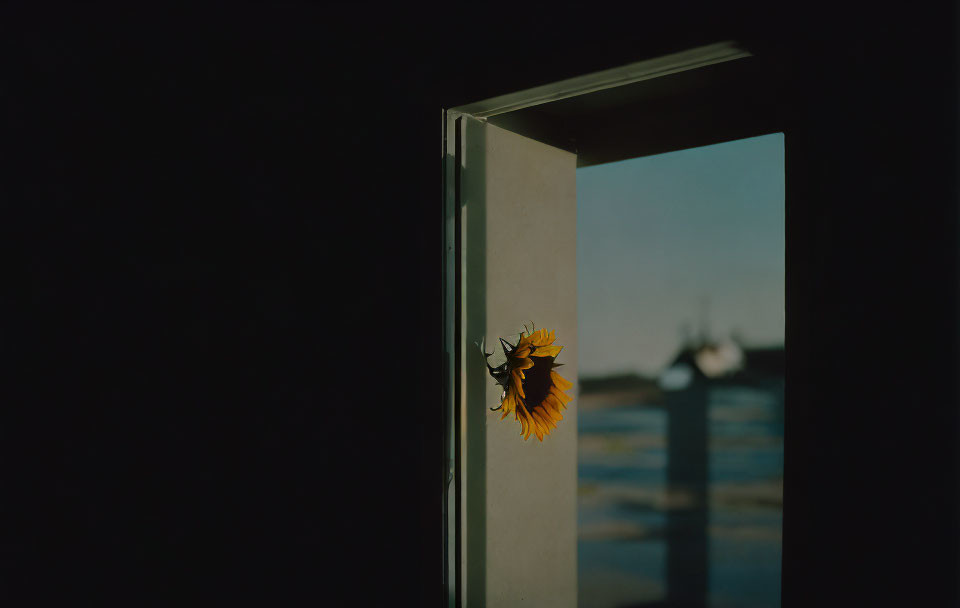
659;337;784;393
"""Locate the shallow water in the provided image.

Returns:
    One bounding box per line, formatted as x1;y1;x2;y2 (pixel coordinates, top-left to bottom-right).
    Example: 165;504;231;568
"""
578;386;784;608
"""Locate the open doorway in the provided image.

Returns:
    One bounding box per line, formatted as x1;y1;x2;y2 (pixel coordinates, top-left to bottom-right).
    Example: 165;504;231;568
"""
443;41;787;607
576;135;785;608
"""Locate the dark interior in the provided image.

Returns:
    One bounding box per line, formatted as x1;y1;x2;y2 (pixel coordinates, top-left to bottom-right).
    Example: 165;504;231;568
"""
4;3;957;606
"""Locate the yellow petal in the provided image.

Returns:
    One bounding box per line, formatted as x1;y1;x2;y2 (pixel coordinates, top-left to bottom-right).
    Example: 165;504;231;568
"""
511;371;525;399
543;393;563;412
513;346;531;358
541;409;556;431
532;415;544;441
551;371;573;391
534;408;557;430
530;407;544;426
514;358;534;379
519;403;534;440
543;402;563;421
531;345;562;358
547;394;569;412
550;385;573;405
551;410;564;423
501;392;515;415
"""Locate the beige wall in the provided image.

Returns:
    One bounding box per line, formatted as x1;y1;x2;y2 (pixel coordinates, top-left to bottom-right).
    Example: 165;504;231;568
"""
461;118;578;607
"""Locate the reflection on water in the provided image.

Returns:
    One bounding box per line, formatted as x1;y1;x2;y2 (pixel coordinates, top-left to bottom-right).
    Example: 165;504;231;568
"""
578;386;783;608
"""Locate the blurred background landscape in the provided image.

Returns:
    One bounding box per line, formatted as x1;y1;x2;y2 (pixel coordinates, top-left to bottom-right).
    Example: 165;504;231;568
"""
577;134;784;608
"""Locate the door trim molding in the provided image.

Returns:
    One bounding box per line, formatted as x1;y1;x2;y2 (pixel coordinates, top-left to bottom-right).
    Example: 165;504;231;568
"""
450;41;751;118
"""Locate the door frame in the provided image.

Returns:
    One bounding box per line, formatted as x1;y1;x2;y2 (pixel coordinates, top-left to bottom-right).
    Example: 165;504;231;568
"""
441;40;783;607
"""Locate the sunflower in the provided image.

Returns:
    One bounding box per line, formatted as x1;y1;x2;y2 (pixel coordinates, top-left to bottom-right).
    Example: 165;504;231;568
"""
482;324;574;441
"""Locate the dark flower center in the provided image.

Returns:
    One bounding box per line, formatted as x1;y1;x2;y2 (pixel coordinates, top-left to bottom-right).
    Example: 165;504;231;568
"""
518;355;555;410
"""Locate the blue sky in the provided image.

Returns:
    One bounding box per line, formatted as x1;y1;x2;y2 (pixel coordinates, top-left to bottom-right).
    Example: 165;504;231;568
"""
577;133;785;377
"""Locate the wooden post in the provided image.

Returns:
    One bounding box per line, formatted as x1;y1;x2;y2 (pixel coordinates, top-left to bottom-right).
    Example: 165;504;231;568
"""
664;380;709;608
